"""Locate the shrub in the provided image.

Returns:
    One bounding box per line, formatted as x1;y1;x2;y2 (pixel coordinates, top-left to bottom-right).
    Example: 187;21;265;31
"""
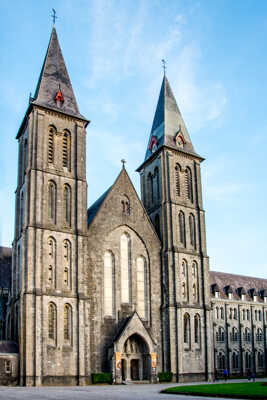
158;371;173;382
91;372;112;384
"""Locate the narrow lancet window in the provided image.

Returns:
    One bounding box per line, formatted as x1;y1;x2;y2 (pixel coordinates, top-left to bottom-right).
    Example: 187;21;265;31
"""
194;314;200;343
136;256;146;319
63;184;71;226
62;130;71;170
179;211;186;247
185;167;193;202
121;233;130;303
154;167;160;201
48;303;57;341
48;126;55;164
189;213;196;249
48;181;57;224
175;164;181;196
104;251;114;316
148;173;153;205
64;304;72;342
184;313;190;344
63;240;71;289
47;237;56;288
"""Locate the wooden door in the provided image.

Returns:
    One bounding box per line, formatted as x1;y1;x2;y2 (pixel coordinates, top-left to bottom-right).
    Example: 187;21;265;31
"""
131;359;139;380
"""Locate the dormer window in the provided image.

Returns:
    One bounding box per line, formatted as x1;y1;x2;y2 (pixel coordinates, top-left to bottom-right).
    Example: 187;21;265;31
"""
174;131;186;148
211;283;220;298
225;285;233;299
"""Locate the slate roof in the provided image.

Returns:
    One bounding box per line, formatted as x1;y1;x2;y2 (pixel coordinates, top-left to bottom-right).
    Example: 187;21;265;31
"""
141;75;201;166
0;341;19;354
32;27;87;121
0;247;11;290
210;270;267;301
87;186;112;227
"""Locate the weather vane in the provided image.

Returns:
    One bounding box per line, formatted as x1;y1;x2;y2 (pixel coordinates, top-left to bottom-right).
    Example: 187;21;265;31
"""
51;8;58;25
161;59;167;75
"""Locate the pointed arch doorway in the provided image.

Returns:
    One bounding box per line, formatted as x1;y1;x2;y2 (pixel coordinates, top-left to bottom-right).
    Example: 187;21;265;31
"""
121;333;151;381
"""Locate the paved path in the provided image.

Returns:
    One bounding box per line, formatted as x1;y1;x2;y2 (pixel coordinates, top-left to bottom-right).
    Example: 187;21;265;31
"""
0;379;265;400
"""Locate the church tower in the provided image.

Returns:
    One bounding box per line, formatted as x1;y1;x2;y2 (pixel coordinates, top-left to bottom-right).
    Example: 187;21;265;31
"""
10;27;90;386
137;75;213;381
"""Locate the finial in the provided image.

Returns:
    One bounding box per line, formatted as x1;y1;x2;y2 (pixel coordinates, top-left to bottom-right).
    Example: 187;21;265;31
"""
51;8;58;25
121;159;126;169
161;59;167;76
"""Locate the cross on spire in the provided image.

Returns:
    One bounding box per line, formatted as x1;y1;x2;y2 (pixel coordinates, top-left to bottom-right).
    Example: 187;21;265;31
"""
161;59;167;75
51;8;58;25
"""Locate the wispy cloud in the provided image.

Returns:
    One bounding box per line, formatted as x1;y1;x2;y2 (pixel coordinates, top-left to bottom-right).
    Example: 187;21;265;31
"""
81;0;226;130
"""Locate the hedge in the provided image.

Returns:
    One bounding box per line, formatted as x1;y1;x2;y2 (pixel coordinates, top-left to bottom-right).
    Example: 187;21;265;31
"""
91;372;112;384
158;371;173;382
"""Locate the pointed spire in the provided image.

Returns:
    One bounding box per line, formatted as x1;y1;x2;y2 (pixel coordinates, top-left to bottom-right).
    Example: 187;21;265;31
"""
32;27;86;120
143;75;199;162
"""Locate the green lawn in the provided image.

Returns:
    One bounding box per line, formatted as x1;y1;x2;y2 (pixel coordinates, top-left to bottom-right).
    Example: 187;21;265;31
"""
162;382;267;399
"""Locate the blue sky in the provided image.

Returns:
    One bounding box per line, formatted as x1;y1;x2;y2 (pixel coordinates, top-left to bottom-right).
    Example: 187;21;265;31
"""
1;0;267;278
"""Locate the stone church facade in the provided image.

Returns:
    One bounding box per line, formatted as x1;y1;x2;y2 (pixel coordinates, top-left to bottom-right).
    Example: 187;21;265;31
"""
0;27;266;385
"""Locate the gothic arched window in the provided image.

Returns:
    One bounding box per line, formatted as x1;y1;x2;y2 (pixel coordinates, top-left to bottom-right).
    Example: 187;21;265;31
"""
179;211;186;247
48;302;57;341
245;352;251;369
63;184;71;226
234;308;237;320
121;194;130;215
184;313;190;345
148;173;153;205
48;126;56;164
189;213;196;249
64;303;72;342
217;352;225;370
136;256;146;319
48;237;56;288
185;167;193;202
48;181;57;224
121;233;131;304
175;163;181;196
20;191;24;231
232;352;239;369
232;327;238;342
154;167;160;201
192;283;197;302
244;328;251;342
63;239;71;288
104;251;114;316
62;130;71;170
194;314;200;344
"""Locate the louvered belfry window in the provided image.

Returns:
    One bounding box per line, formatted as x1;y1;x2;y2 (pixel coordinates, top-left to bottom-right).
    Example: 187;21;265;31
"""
62;130;71;170
48;126;55;164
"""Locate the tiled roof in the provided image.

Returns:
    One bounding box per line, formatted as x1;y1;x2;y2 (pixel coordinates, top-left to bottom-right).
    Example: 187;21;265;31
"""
32;27;87;121
87;186;112;227
141;75;201;165
210;270;267;301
